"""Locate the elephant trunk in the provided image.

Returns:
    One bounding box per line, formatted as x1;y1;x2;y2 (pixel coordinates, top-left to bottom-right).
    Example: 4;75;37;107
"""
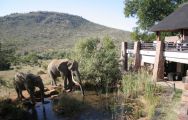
72;71;84;96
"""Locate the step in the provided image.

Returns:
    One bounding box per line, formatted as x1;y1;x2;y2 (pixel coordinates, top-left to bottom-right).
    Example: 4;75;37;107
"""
182;76;188;83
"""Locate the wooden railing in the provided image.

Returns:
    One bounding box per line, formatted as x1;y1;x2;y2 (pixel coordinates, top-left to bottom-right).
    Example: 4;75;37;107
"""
165;43;188;51
128;42;188;52
141;42;155;50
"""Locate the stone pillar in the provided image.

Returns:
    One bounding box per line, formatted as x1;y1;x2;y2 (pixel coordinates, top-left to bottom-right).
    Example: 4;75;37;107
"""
120;42;128;71
133;42;141;71
152;41;164;82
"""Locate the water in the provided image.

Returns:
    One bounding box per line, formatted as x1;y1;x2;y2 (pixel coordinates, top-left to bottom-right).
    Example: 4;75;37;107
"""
29;98;63;120
28;91;136;120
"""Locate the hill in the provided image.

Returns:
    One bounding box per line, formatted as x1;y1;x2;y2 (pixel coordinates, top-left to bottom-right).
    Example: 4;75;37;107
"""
0;11;130;53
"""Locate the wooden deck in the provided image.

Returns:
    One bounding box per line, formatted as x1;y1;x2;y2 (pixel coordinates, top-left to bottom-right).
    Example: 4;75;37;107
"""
127;42;188;64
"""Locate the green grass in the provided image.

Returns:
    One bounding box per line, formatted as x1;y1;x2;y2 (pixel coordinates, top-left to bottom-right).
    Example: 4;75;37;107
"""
0;64;52;98
121;69;162;119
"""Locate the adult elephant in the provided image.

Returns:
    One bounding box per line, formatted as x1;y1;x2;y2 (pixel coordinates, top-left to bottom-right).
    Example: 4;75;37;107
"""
47;59;84;96
13;72;45;104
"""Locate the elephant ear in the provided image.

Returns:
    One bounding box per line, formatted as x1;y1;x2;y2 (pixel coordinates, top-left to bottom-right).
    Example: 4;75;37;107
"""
57;59;68;71
67;60;74;70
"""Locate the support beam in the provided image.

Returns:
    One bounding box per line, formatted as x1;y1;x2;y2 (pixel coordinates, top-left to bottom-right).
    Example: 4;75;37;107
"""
133;42;141;71
176;63;183;73
156;31;161;41
120;42;128;71
152;41;164;82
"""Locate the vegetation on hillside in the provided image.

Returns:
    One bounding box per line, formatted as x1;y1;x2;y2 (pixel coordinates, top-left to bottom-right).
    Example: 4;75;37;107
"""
0;11;130;53
0;43;16;70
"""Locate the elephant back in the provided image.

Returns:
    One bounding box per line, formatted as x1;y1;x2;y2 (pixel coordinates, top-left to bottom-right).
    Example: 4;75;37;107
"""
48;59;69;75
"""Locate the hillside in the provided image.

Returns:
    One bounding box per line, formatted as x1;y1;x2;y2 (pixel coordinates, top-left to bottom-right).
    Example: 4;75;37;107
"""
0;11;130;53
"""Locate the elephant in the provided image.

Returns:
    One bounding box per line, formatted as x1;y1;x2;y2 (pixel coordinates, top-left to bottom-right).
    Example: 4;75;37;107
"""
47;59;84;95
13;72;44;104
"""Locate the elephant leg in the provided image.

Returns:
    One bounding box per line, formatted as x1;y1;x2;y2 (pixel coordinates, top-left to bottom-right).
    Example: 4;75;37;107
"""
38;83;45;103
40;88;44;103
27;87;35;104
15;87;21;100
20;90;25;99
67;74;74;91
50;72;57;86
64;76;68;90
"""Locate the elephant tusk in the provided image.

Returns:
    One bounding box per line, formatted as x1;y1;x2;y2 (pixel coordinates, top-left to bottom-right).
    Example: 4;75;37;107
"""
71;71;84;96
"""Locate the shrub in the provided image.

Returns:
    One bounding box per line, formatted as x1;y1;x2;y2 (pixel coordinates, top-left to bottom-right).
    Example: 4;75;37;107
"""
0;43;15;70
71;36;121;92
0;99;30;120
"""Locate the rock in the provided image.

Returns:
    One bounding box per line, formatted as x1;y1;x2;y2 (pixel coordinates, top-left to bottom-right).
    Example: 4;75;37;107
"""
45;89;59;96
44;87;49;92
51;95;58;99
37;70;46;75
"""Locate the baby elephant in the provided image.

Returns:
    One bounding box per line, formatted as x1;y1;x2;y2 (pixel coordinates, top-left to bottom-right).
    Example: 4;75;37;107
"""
13;72;44;104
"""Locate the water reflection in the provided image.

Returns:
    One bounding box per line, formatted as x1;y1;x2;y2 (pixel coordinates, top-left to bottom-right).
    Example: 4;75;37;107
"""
29;99;62;120
28;91;139;120
42;105;47;120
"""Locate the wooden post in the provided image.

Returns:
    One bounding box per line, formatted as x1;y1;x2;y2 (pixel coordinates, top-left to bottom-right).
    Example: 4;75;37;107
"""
152;41;164;82
156;31;161;41
120;42;128;71
176;63;182;73
133;41;141;71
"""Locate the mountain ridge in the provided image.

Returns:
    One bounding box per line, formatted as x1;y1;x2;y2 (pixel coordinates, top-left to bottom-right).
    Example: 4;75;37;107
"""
0;11;130;53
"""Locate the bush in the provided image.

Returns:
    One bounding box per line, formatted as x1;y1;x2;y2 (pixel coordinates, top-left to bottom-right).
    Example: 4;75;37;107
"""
71;36;121;92
0;99;30;120
0;43;15;70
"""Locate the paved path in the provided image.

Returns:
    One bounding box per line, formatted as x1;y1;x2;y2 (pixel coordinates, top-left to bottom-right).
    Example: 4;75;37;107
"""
157;81;188;120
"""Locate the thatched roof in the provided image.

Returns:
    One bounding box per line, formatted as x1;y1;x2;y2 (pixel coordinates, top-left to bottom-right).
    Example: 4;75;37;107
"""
150;3;188;32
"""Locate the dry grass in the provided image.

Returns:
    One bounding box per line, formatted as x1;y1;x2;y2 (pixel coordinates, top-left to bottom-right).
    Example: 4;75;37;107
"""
0;63;53;98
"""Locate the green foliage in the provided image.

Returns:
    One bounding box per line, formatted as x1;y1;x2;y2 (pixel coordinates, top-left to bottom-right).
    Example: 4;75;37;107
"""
124;0;188;30
71;37;121;91
38;50;69;60
125;0;188;41
130;27;156;42
0;43;16;70
8;49;70;66
20;52;39;65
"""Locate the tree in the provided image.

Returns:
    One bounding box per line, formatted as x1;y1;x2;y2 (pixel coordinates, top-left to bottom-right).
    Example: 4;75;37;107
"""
0;43;15;70
72;37;121;92
124;0;188;30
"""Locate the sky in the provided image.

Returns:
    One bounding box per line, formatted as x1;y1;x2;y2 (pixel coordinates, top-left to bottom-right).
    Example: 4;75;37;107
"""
0;0;137;31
